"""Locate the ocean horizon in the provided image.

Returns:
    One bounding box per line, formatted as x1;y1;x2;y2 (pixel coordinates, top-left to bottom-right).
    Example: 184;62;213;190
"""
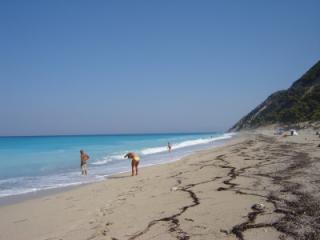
0;131;223;138
0;132;234;199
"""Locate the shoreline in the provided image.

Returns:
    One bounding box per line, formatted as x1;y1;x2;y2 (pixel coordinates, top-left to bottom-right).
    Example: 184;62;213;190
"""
0;132;231;201
1;129;319;239
0;135;236;207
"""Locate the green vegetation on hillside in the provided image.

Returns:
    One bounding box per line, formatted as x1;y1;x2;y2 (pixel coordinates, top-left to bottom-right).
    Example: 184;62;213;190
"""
230;60;320;131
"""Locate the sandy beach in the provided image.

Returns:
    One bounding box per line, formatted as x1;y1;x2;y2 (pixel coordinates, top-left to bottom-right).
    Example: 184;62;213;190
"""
1;1;318;240
0;129;319;240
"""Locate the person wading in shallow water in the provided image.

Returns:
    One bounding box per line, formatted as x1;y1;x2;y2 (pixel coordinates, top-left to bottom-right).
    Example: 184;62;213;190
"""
80;150;90;175
168;142;172;152
124;152;140;176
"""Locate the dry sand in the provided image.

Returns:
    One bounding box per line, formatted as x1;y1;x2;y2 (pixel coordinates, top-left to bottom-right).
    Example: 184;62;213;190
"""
0;129;320;240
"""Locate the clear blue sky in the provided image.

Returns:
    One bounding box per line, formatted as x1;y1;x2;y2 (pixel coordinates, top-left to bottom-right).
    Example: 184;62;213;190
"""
1;0;319;136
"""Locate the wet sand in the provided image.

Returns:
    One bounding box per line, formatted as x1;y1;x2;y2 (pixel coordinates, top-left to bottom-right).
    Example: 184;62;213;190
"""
0;129;319;240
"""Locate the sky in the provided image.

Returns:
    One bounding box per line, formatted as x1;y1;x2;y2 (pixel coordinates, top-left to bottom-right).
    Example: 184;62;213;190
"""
0;0;319;136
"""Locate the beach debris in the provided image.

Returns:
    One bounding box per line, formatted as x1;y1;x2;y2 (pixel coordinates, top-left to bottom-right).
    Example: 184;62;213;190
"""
220;229;230;235
279;235;286;240
252;203;265;211
171;186;179;192
290;129;298;136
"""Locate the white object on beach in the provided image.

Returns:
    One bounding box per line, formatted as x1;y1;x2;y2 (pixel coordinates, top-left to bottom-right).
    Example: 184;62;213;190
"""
252;203;265;211
171;186;179;192
290;129;298;136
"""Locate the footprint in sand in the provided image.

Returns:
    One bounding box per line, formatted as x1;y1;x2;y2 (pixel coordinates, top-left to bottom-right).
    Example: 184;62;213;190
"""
106;222;113;226
184;218;194;222
13;218;28;224
63;204;74;209
194;225;207;229
101;229;108;236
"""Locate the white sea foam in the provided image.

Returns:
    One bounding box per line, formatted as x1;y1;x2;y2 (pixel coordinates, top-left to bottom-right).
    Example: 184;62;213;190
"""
141;133;234;155
0;188;39;198
0;172;105;198
140;146;167;155
91;154;125;165
92;157;113;165
111;154;126;160
0;182;85;198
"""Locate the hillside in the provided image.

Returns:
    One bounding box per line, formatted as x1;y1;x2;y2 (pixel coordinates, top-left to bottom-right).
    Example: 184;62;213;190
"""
230;60;320;131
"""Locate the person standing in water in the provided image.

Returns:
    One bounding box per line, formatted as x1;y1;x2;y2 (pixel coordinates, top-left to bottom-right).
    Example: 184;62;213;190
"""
168;142;172;152
80;150;90;175
124;152;140;176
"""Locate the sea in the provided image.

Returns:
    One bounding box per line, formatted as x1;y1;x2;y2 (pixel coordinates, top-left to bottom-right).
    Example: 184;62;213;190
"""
0;132;234;199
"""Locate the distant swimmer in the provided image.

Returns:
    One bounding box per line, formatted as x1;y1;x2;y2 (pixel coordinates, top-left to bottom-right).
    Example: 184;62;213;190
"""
124;152;140;176
168;142;172;152
80;150;90;175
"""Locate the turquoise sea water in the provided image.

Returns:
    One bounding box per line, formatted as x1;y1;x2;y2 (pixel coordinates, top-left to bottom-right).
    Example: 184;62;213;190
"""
0;132;234;198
